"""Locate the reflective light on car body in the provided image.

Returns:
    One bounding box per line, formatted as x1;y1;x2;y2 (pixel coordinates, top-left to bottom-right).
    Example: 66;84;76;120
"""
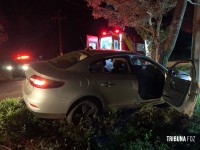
6;65;13;71
35;92;42;98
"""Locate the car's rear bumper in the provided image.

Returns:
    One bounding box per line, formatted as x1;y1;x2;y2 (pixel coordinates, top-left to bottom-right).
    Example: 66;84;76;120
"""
22;82;71;119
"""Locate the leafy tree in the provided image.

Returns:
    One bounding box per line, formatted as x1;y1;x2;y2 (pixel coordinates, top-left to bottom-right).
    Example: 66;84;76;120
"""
86;0;190;66
0;24;8;45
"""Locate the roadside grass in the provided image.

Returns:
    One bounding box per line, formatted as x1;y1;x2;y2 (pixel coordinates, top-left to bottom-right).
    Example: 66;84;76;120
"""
0;70;13;81
0;98;200;149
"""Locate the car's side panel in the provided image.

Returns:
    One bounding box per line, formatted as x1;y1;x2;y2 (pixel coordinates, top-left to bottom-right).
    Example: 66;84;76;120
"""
92;73;138;107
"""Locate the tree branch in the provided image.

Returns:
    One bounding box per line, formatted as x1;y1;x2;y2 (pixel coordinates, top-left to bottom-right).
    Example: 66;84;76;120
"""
187;0;200;6
146;11;153;26
156;17;162;38
146;11;156;37
138;25;154;34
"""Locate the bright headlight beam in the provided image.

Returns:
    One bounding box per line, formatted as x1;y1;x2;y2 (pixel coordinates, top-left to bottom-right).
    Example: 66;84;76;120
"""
6;65;13;71
22;65;29;70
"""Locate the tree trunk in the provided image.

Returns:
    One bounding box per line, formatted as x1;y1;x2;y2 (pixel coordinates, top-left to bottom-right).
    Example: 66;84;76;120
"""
151;32;160;62
159;0;188;66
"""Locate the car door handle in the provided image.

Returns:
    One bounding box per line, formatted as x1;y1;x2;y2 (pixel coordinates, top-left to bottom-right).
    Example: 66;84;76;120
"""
101;82;116;87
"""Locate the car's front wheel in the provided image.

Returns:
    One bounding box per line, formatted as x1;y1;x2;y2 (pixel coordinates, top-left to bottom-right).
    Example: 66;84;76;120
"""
67;100;99;127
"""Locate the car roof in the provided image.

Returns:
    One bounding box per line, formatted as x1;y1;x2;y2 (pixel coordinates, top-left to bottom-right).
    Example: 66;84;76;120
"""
78;49;141;56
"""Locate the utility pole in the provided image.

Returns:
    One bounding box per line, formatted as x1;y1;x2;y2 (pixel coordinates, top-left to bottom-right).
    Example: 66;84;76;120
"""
52;10;66;56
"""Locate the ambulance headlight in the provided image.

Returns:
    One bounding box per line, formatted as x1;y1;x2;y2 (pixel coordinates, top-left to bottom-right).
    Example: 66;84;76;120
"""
21;64;29;71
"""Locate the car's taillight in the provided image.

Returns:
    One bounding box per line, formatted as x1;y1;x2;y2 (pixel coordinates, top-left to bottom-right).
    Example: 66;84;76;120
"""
29;75;64;89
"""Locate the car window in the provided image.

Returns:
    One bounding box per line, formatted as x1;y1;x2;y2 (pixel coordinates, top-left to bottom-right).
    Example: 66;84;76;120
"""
131;57;151;65
130;57;161;74
49;51;88;69
91;57;130;74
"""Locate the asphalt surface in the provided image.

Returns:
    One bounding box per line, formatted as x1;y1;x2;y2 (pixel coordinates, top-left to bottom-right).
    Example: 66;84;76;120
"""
0;79;25;100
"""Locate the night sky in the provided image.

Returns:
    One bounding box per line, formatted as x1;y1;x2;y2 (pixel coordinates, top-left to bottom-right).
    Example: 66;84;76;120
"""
0;0;108;60
0;0;193;61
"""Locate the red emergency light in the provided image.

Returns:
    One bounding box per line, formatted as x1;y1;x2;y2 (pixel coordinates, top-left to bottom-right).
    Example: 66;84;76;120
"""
115;29;120;34
102;31;107;35
17;55;30;60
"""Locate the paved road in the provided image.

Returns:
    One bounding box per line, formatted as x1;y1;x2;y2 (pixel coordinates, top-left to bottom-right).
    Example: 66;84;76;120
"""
0;79;25;100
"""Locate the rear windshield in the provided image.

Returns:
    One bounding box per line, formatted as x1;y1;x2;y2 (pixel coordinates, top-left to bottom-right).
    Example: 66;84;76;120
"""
49;51;89;69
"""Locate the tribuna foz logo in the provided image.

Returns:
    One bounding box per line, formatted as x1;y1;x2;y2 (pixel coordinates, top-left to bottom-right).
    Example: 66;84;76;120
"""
166;136;195;142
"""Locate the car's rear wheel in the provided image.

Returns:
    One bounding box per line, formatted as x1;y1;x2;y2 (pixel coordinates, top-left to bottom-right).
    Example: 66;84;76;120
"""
67;100;99;127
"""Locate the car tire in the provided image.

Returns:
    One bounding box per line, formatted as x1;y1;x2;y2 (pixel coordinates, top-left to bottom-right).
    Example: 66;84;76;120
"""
67;100;99;127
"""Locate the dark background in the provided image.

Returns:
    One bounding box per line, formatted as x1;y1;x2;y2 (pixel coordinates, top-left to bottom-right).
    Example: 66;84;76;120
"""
0;0;193;61
0;0;108;60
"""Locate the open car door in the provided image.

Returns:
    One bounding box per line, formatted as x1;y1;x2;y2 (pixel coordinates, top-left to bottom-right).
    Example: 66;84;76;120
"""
162;61;198;116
